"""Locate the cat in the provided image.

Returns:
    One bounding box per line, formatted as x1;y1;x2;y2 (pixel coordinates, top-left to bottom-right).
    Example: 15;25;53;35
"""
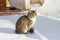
15;10;37;34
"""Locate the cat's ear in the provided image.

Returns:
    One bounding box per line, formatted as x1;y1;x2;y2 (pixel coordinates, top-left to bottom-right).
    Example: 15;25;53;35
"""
27;10;31;14
29;10;36;13
29;10;32;13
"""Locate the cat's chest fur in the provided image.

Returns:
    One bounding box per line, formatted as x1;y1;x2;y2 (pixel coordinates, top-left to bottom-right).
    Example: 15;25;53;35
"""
29;17;36;28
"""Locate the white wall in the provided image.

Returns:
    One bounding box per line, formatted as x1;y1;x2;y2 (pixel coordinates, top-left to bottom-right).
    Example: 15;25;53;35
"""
38;0;60;19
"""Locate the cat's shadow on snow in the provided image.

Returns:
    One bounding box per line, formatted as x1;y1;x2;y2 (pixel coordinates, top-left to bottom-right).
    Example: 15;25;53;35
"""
0;28;15;34
26;32;40;39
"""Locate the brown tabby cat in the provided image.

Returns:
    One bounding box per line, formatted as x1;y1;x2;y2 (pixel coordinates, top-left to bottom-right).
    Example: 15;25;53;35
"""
15;10;37;34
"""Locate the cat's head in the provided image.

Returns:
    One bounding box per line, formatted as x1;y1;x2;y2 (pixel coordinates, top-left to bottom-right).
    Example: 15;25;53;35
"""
27;10;37;18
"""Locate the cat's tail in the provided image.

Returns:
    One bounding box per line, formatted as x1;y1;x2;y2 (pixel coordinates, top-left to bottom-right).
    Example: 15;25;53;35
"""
34;30;48;40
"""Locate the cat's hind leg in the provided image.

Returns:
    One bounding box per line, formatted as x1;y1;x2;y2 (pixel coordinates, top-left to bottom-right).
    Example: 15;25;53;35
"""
15;30;28;34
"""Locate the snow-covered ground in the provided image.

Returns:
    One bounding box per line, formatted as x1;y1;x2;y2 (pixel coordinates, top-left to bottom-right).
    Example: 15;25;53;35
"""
0;0;60;40
0;15;60;40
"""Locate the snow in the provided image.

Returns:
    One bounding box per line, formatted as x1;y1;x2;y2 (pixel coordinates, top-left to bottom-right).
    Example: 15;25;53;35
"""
0;14;60;40
0;0;60;40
